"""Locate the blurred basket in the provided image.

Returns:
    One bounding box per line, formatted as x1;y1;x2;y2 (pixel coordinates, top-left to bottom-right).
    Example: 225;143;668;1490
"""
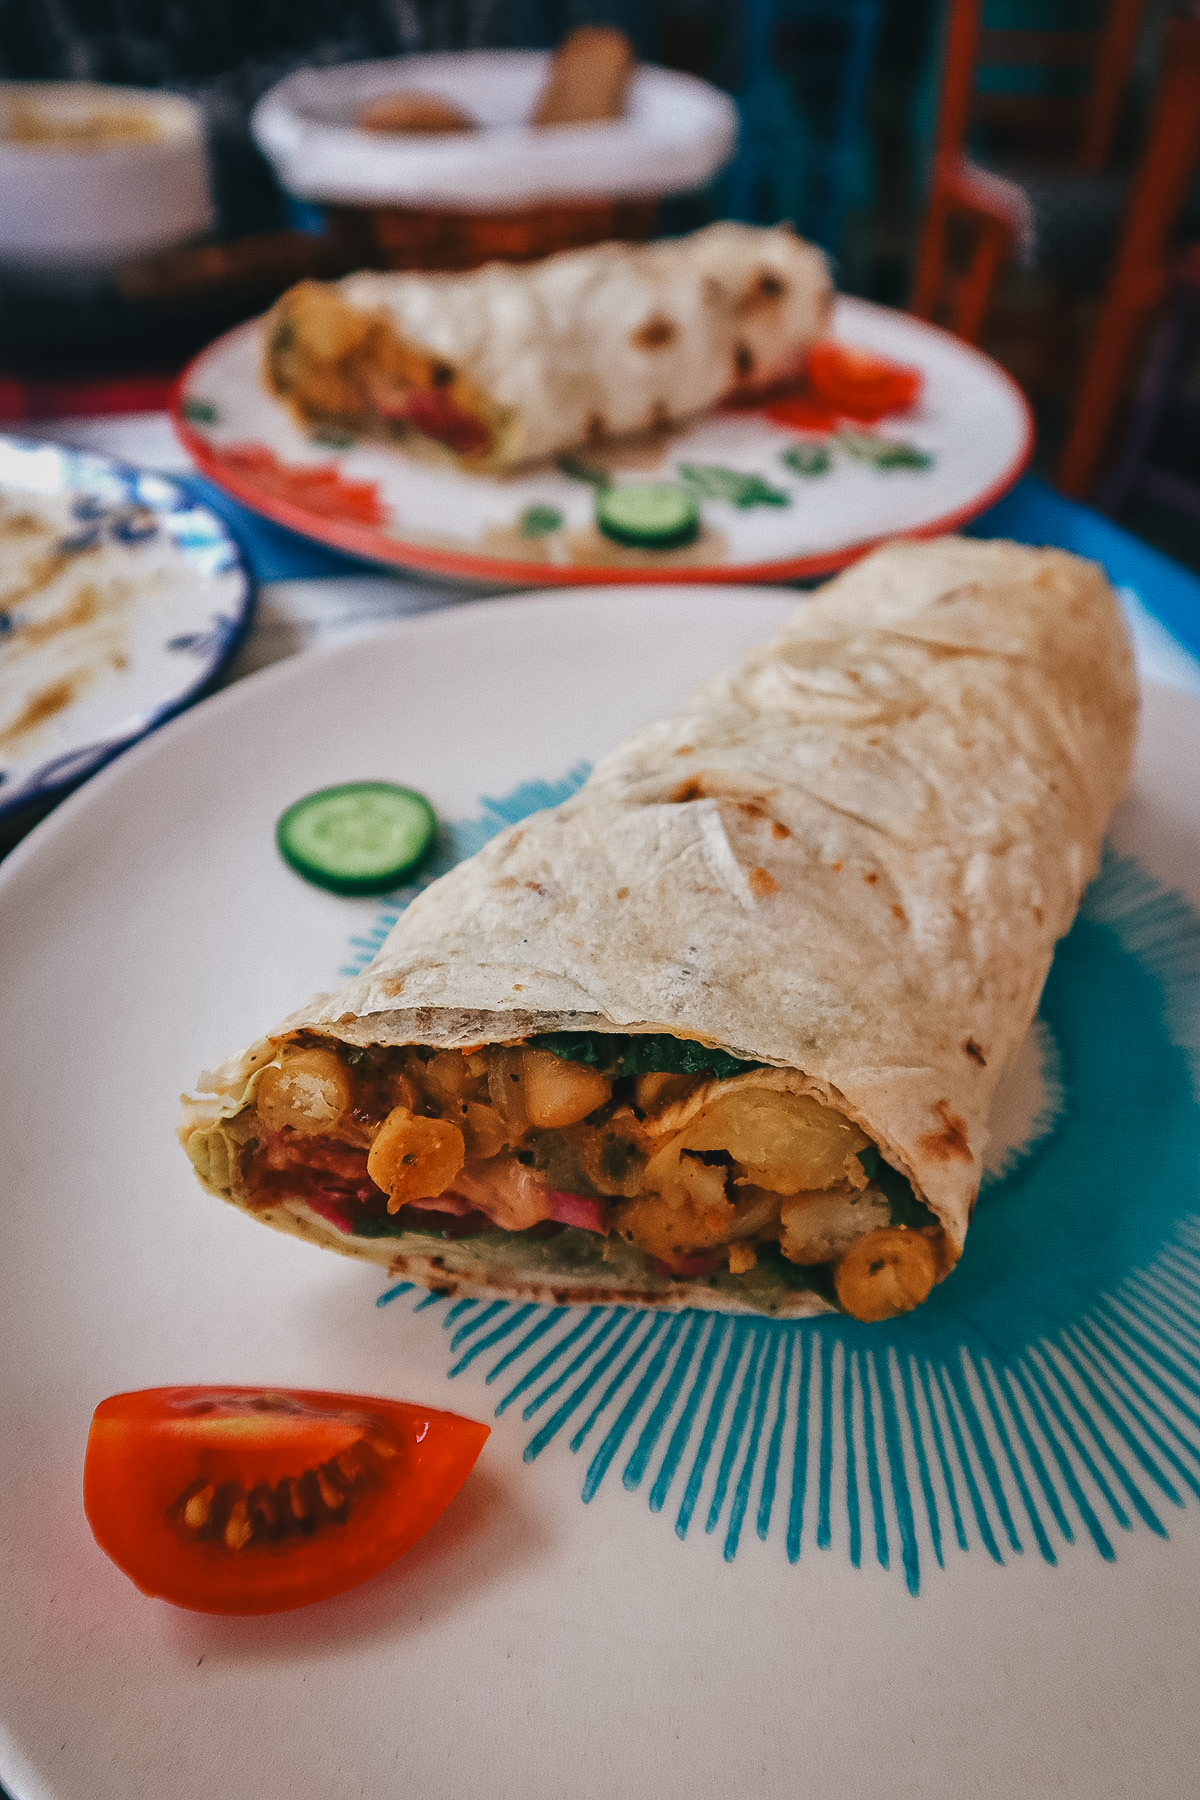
253;51;735;272
324;196;660;271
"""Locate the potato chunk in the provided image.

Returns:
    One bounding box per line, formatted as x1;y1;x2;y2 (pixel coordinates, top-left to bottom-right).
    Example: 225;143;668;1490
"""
683;1088;868;1192
256;1047;351;1136
778;1184;891;1266
522;1048;612;1129
643;1085;867;1203
366;1106;464;1212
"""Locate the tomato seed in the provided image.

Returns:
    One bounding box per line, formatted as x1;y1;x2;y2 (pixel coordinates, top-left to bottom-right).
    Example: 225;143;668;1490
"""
224;1500;253;1552
174;1439;383;1549
179;1482;214;1530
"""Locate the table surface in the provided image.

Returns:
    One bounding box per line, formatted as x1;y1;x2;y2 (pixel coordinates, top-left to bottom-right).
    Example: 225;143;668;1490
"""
5;409;1200;839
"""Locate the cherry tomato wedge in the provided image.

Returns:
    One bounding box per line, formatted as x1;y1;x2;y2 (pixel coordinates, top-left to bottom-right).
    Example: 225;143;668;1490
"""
83;1386;489;1615
804;340;922;421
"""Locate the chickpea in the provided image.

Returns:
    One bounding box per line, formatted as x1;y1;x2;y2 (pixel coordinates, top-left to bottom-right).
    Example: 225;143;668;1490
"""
487;1046;529;1134
833;1228;938;1323
633;1071;697;1113
423;1049;475;1106
366;1106;465;1212
463;1102;508;1160
522;1048;612;1129
256;1046;352;1136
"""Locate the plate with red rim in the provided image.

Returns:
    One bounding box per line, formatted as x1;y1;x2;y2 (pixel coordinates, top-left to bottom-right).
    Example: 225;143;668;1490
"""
174;294;1033;586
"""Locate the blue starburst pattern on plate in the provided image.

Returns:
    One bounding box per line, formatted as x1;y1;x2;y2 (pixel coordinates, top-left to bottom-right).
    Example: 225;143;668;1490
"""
349;776;1200;1592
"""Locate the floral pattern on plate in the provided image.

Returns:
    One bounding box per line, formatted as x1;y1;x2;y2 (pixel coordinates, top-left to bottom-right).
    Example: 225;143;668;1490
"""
0;435;252;819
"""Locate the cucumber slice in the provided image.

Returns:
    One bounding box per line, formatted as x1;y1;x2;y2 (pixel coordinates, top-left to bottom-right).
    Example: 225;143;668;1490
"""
276;782;437;895
595;482;700;550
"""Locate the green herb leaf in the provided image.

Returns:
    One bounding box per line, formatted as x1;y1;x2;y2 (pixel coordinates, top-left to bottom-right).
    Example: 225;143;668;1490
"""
856;1146;938;1229
781;442;832;477
530;1030;761;1081
183;398;218;426
677;463;790;508
518;503;565;538
836;430;934;471
556;452;612;488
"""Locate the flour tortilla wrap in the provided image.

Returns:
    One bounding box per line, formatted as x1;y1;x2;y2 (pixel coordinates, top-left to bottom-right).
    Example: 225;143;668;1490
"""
263;221;833;470
181;537;1137;1319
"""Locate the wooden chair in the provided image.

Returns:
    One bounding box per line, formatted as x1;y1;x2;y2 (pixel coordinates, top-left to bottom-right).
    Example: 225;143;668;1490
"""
1056;16;1200;495
910;0;1148;341
1091;244;1200;522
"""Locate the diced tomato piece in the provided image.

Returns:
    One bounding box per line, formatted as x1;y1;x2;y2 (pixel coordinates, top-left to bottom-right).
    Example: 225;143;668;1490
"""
403;390;492;457
803;340;922;421
652;1250;726;1278
763;394;841;431
84;1386;488;1614
543;1189;608;1234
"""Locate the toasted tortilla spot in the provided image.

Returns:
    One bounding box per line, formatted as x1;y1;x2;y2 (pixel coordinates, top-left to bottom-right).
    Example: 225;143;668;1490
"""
963;1039;987;1066
737;268;787;314
749;866;780;898
674;743;695;756
734;341;755;378
918;1100;972;1163
669;776;704;803
632;315;677;351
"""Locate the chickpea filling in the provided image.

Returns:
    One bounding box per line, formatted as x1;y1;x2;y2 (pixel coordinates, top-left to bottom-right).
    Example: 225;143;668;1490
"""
239;1035;949;1322
265;283;496;461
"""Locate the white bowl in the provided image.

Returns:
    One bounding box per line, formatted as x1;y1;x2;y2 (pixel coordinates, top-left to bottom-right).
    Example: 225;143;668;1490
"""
252;51;737;211
0;82;213;267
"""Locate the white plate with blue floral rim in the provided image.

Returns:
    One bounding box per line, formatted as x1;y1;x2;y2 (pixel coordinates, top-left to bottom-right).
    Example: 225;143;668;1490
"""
1;587;1199;1800
0;434;252;822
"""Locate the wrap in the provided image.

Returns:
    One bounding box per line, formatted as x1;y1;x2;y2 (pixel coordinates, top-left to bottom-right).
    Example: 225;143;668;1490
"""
262;221;833;470
181;537;1138;1321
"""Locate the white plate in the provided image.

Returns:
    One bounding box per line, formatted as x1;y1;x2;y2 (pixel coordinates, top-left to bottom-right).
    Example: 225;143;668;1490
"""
0;435;251;819
176;296;1032;585
2;589;1200;1800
